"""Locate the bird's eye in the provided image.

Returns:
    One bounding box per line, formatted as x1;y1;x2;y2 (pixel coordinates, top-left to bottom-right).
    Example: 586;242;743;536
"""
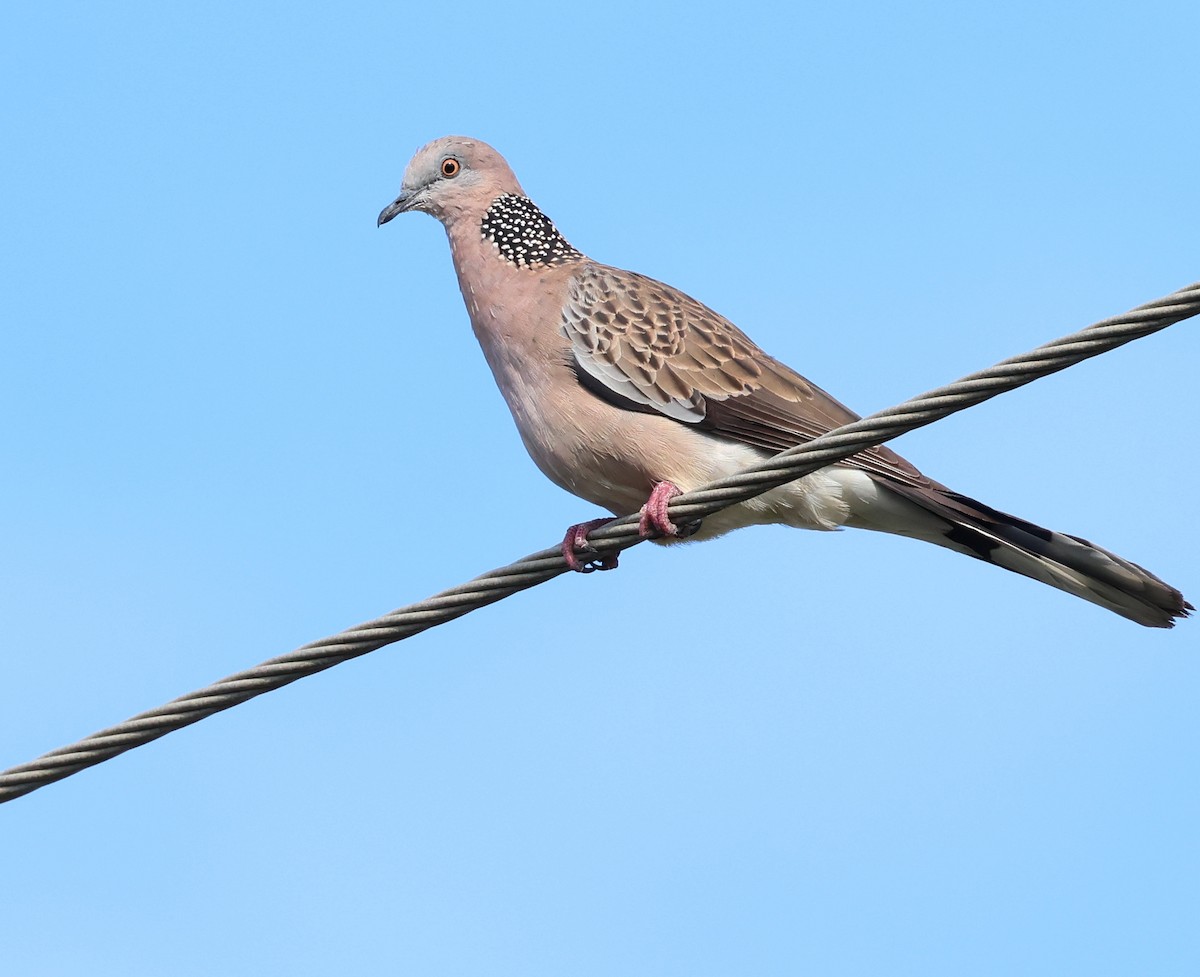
441;158;461;178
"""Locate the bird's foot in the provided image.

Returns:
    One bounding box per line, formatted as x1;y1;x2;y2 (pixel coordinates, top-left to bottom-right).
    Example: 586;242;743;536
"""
561;518;620;573
638;481;701;539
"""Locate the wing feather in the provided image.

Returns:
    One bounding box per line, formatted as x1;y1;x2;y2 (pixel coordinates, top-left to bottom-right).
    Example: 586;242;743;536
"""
561;263;929;487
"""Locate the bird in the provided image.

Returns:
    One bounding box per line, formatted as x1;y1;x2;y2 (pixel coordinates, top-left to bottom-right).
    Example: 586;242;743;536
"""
377;135;1191;628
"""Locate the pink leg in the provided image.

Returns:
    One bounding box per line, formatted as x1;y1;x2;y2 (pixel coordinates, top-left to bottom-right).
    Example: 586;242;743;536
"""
638;481;685;539
561;518;619;573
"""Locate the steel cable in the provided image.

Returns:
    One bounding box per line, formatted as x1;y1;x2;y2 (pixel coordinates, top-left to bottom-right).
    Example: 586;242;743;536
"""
1;281;1196;804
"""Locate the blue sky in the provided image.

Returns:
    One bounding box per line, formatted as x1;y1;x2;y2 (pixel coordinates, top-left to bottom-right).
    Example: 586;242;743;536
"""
2;2;1197;974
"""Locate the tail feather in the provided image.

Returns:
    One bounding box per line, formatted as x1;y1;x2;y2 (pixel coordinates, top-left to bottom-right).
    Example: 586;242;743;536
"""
851;479;1192;628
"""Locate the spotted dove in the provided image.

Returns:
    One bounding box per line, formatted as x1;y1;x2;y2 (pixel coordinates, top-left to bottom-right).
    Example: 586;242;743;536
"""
378;136;1191;628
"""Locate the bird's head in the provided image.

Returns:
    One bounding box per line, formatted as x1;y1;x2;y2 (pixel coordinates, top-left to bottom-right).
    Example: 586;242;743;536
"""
377;136;524;227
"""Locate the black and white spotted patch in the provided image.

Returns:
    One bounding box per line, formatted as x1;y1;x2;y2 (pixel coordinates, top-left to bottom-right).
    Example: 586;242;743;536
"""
481;193;582;268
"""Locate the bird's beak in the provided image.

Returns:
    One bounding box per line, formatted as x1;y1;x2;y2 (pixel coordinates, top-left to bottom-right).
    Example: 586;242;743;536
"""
377;190;413;226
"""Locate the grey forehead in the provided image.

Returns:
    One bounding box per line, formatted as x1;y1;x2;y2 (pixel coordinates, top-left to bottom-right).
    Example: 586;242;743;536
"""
405;140;477;184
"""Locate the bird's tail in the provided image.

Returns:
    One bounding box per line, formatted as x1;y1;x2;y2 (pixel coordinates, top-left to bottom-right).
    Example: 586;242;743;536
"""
852;479;1192;628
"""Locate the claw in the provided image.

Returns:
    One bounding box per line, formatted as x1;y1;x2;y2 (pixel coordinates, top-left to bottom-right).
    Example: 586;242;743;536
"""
638;481;691;538
563;482;699;573
561;518;619;573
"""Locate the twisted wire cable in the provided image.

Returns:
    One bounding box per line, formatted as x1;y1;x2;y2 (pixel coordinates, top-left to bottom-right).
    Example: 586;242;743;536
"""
2;281;1196;804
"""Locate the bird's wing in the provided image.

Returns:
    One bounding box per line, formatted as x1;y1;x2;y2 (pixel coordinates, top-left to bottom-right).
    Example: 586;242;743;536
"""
561;262;929;487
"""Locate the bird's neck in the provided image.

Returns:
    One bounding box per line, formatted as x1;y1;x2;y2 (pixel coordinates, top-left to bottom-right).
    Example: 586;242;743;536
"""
457;192;583;270
441;193;583;390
